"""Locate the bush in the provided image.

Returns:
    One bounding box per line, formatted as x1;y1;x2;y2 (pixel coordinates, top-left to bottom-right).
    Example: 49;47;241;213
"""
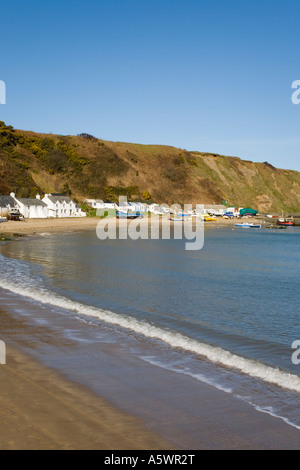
77;133;97;141
142;190;151;200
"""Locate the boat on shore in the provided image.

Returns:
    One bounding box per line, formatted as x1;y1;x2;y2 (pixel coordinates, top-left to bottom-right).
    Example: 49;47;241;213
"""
235;223;261;228
277;217;294;226
116;210;143;219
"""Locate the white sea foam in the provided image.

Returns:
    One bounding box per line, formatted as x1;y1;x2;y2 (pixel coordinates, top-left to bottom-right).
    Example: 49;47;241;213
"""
1;277;300;394
140;355;233;393
235;395;300;430
140;357;300;429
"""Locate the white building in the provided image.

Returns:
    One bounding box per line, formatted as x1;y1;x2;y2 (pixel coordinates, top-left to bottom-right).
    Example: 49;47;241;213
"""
42;194;86;218
203;204;226;216
11;193;48;219
84;199;104;209
101;201;116;210
116;201;148;212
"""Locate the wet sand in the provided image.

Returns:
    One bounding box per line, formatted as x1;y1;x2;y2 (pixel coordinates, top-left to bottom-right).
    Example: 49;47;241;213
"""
0;345;170;450
2;312;300;450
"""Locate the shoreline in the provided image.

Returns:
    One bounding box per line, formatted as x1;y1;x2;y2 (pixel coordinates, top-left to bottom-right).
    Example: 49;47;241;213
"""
0;342;171;450
0;214;267;239
2;299;300;450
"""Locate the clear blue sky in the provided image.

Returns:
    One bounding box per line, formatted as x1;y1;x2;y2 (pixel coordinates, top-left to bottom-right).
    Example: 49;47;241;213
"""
1;0;300;170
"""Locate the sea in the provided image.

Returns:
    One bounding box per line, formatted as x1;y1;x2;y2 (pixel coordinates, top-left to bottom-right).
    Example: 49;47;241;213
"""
1;223;300;447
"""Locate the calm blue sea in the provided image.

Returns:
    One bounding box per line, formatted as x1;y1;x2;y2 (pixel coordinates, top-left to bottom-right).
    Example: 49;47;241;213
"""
1;224;300;441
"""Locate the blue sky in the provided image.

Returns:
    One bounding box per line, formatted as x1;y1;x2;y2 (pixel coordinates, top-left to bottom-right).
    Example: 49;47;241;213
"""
1;0;300;170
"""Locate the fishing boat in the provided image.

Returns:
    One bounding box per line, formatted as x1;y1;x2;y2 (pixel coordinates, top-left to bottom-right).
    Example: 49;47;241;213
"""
116;210;142;219
235;223;261;228
277;217;294;226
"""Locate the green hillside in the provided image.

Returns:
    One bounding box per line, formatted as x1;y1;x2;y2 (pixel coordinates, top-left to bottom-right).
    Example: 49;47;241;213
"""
1;121;300;212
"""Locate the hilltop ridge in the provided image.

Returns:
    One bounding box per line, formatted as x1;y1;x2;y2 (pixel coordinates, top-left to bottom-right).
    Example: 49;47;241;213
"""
0;121;300;212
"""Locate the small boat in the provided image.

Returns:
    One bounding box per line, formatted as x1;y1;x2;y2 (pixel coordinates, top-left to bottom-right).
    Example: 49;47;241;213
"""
235;223;261;228
0;217;6;223
277;217;294;226
178;211;189;217
116;210;142;219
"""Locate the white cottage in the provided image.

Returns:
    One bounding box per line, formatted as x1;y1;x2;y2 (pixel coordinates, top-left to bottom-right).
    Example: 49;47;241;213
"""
11;193;48;219
84;199;104;209
203;204;226;216
43;194;86;218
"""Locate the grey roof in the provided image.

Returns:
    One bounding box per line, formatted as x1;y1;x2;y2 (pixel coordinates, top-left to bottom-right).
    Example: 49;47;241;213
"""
16;198;47;207
48;195;72;203
0;195;16;207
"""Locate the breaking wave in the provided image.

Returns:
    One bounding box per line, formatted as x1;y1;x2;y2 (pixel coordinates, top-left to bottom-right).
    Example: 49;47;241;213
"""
1;269;300;395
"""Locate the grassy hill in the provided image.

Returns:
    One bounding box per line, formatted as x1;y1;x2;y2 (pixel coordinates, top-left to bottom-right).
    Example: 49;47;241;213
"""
1;121;300;212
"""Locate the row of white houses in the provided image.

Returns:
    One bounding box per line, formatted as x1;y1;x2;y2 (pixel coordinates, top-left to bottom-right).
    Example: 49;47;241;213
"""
84;199;235;215
0;193;242;220
84;199;147;212
0;193;86;219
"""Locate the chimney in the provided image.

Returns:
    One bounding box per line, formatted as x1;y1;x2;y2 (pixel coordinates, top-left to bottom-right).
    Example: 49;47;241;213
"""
36;194;40;200
10;192;15;199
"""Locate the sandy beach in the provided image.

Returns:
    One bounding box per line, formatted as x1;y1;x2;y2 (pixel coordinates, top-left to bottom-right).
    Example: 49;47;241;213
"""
0;214;261;238
0;344;171;450
2;303;300;450
0;216;101;236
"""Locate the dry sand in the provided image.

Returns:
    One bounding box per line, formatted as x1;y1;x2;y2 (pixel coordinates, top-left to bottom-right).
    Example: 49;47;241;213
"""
0;216;100;236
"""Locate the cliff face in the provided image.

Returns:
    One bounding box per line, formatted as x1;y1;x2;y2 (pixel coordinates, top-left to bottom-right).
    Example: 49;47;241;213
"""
0;121;300;212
